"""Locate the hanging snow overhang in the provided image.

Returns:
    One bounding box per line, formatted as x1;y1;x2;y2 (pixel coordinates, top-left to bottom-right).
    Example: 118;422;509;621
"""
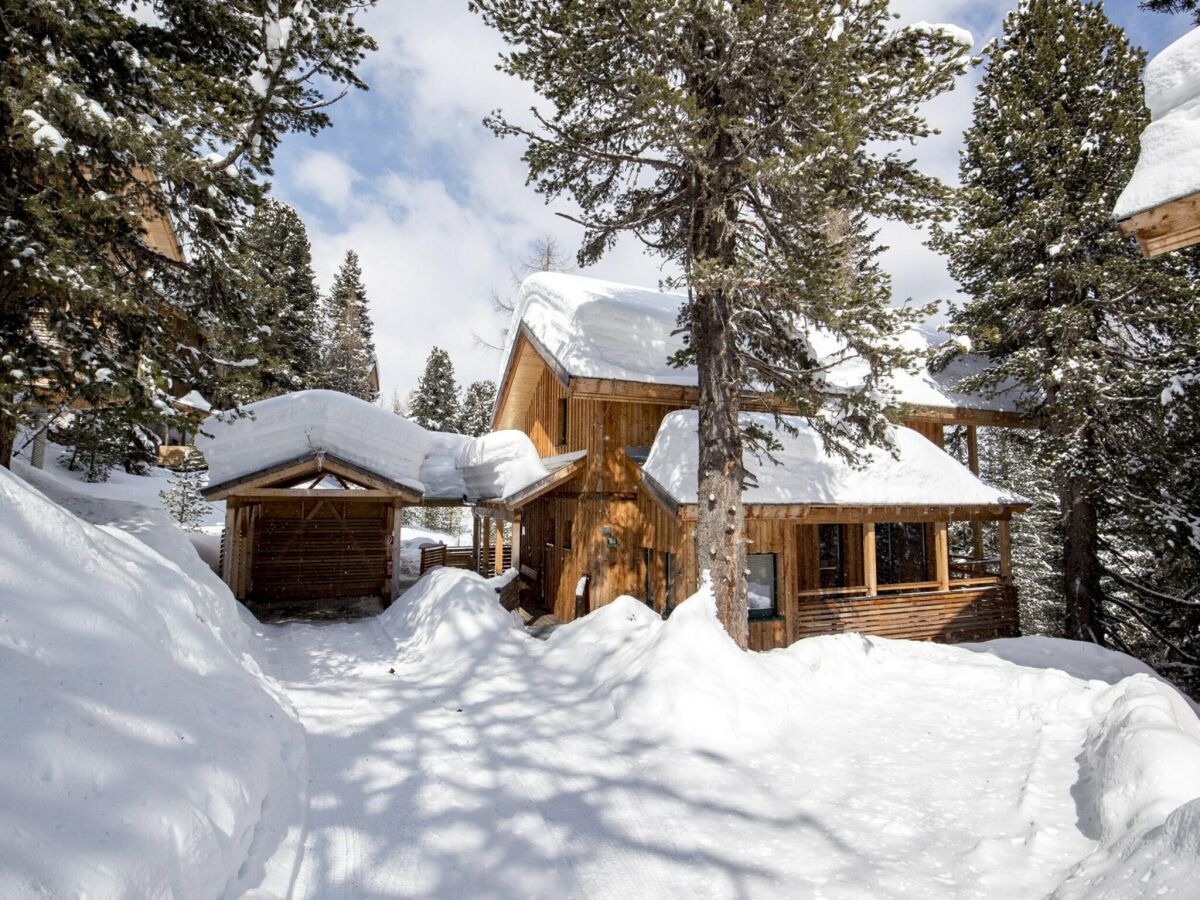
473;450;587;512
1113;26;1200;257
202;451;423;503
632;411;1031;525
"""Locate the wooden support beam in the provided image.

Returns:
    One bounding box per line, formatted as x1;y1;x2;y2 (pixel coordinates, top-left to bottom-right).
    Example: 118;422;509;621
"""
494;518;504;576
998;520;1013;585
969;421;985;562
934;521;950;591
391;499;404;600
481;515;491;577
511;513;522;574
222;502;237;586
863;523;878;597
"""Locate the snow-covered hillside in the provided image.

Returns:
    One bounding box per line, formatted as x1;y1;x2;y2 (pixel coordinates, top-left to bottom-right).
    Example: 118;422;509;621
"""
2;461;1199;898
0;468;306;899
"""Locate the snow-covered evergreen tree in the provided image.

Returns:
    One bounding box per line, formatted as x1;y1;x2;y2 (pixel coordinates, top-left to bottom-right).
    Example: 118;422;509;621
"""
933;0;1200;673
319;251;378;402
409;348;461;432
159;451;210;532
459;380;496;437
215;199;323;400
472;0;969;644
1140;0;1200;24
0;0;376;466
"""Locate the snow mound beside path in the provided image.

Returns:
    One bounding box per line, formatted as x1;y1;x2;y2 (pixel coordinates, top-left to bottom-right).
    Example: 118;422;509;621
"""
0;468;303;900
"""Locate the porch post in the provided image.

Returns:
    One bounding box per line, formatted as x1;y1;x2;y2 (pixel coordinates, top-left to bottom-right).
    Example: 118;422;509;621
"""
494;518;504;575
967;426;984;560
934;521;950;591
511;513;522;574
480;514;491;577
222;500;237;586
998;519;1013;584
472;514;481;571
863;522;877;596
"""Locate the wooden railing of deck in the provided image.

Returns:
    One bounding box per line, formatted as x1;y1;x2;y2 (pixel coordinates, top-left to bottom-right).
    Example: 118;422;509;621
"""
418;543;512;576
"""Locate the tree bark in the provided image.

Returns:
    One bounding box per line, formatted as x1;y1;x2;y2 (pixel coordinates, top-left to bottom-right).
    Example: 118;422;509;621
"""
694;286;748;648
0;411;14;469
1059;476;1104;644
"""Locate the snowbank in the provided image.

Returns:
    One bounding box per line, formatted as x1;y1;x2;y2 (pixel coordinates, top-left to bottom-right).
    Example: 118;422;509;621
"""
0;469;304;899
1114;26;1200;220
641;409;1026;507
379;567;529;661
198;389;432;491
502;272;1026;414
456;430;550;501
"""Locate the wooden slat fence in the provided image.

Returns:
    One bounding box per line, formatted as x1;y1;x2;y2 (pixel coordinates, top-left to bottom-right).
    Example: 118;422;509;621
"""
418;543;511;576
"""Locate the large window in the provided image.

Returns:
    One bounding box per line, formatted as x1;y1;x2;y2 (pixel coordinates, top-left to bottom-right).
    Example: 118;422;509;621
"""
876;523;929;585
747;553;778;619
818;525;846;588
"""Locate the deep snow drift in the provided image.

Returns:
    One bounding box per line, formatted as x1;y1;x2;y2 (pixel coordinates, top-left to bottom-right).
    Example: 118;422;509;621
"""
256;567;1200;899
0;468;304;899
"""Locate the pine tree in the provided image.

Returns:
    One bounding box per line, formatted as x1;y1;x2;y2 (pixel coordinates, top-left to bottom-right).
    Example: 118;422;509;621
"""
459;380;497;437
159;450;211;532
472;0;968;644
0;1;376;466
1140;0;1200;24
932;0;1200;668
319;251;378;401
409;348;461;432
214;199;323;400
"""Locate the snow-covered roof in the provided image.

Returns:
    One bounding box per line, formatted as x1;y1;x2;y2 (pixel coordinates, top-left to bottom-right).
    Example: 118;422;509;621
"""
640;410;1028;509
173;390;212;413
1114;25;1200;221
197;390;549;503
500;272;1025;415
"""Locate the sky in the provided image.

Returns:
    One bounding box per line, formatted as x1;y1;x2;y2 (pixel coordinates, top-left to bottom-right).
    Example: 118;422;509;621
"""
268;1;1196;405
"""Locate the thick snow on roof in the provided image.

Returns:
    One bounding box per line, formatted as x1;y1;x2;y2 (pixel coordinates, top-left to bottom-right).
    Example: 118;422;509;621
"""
641;410;1026;507
457;430;551;501
174;389;212;413
198;390;432;491
1114;26;1200;220
197;390;551;502
504;272;1023;413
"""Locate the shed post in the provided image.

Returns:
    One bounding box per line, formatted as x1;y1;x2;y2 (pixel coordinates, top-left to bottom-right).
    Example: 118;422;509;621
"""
472;514;482;572
934;521;950;591
863;523;877;597
480;514;491;577
998;519;1013;585
967;426;984;561
494;518;504;575
511;512;522;573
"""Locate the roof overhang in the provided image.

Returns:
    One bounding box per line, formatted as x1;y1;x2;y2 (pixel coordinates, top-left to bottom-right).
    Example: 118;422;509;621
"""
674;502;1029;523
1117;191;1200;258
474;450;587;512
493;324;1033;431
202;451;423;503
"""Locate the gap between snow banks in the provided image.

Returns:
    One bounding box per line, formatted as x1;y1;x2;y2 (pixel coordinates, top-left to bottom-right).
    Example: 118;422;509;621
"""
0;468;308;899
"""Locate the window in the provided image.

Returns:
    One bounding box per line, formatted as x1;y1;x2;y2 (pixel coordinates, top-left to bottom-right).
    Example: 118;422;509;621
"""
643;547;655;608
557;398;569;447
546;517;556;548
876;523;929;585
818;525;846;588
563;519;573;551
747;553;778;619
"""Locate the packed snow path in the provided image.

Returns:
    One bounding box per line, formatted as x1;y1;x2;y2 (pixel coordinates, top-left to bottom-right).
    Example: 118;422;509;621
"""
247;570;1198;899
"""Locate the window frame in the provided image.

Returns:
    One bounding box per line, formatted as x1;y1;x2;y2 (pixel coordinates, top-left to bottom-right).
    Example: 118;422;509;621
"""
818;524;847;589
746;552;779;620
557;397;569;447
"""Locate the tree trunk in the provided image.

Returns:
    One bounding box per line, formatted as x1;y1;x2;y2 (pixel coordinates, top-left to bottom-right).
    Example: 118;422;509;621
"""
1059;476;1104;644
0;411;14;469
694;286;748;648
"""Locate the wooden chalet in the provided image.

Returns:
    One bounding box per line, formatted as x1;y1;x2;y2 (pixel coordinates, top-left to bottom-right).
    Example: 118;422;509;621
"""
481;273;1032;652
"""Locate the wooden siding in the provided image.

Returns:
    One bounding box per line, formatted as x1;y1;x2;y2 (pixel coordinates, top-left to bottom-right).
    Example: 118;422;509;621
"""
793;586;1019;643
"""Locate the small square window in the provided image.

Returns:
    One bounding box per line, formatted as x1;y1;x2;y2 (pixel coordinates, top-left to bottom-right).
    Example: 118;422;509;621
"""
747;553;777;619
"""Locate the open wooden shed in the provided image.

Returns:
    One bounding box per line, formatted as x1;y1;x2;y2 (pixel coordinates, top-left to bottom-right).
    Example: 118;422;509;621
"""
203;452;420;605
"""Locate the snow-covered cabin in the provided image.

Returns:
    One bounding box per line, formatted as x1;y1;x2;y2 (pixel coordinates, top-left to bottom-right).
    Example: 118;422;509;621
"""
197;390;567;606
482;273;1032;650
1116;26;1200;257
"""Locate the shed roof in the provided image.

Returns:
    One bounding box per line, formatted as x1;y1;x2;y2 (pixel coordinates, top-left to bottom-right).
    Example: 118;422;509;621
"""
495;273;1029;426
638;410;1028;511
197;390;550;504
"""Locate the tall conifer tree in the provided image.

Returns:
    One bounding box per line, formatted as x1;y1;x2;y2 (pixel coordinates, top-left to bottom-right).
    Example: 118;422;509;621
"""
319;250;378;401
459;380;497;437
0;0;375;465
933;0;1200;664
409;348;462;433
473;0;968;643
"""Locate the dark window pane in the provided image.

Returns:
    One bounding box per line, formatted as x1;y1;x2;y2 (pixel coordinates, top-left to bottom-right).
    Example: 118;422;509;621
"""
876;523;928;584
818;525;845;588
747;553;777;618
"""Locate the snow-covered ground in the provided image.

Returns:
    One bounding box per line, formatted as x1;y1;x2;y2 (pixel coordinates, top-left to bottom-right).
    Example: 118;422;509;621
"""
2;458;1199;898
